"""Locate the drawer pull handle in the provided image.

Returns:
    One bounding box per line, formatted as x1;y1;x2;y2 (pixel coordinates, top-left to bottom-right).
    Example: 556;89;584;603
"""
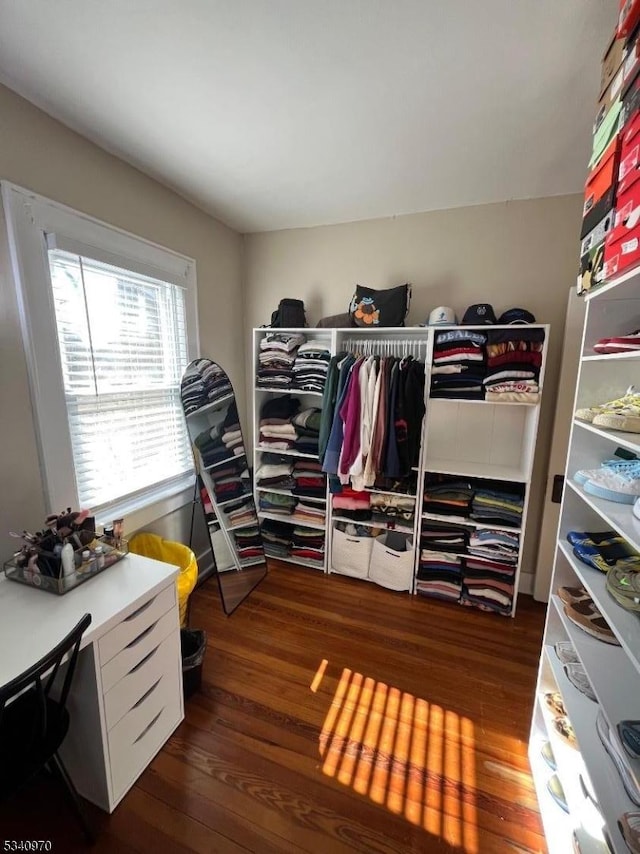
134;707;165;744
124;595;157;623
131;676;163;711
126;619;159;650
128;644;160;676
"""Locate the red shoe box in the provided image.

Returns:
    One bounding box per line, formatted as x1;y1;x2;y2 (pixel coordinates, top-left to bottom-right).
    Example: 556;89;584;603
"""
583;137;621;220
619;0;640;40
617;111;640;195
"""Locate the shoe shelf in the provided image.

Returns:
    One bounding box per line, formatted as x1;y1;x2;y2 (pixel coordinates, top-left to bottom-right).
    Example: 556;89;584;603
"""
557;541;640;678
573;420;640;456
257;510;326;531
254;446;319;460
421;510;522;533
566;480;640;555
255;485;326;503
551;593;639;747
544;645;634;854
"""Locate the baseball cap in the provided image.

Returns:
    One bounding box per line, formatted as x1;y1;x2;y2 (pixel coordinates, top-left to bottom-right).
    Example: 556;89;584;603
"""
498;308;536;325
425;306;458;326
461;304;497;325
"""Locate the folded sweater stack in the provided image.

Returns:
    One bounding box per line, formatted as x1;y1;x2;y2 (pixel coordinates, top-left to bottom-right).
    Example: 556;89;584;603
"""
484;329;544;403
259;396;301;452
416;550;462;602
468;529;519;564
291;407;322;456
420;521;469;554
430;330;487;400
423;480;474;517
257;333;306;389
291;459;326;497
181;358;233;415
291;526;325;566
332;487;371;521
233;526;265;564
461;557;515;616
292;343;331;394
471;488;523;528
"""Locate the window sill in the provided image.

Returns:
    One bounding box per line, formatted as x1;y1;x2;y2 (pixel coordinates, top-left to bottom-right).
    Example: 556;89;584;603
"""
94;473;195;537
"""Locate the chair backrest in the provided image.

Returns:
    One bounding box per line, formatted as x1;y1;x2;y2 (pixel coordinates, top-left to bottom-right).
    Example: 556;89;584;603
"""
0;613;91;743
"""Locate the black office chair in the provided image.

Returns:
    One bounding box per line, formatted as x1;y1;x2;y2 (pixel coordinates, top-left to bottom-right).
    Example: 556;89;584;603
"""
0;613;93;843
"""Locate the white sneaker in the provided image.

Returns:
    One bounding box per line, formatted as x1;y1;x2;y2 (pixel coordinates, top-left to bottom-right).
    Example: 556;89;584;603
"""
584;462;640;505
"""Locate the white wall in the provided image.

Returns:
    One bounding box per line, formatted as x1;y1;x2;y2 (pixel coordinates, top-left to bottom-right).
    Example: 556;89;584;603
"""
0;83;243;559
244;195;584;584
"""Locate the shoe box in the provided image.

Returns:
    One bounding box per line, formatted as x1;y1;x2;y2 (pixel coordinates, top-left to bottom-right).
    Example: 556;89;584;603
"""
578;210;614;294
604;108;640;278
619;0;640;40
581;137;621;240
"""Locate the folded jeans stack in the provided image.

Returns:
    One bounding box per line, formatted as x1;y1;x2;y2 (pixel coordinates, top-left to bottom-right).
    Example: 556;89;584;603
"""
430;330;487;400
471;487;523;527
461;557;515;616
257;333;306;389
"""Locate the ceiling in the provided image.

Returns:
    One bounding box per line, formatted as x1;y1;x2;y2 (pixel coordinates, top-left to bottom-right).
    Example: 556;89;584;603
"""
0;0;616;233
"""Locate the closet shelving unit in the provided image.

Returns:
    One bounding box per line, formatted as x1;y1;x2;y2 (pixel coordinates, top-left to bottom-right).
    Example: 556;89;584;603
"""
251;324;548;615
185;400;266;574
529;268;640;854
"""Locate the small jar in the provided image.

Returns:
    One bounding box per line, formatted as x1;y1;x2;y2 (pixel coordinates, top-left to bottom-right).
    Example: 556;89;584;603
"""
81;549;91;573
94;545;105;570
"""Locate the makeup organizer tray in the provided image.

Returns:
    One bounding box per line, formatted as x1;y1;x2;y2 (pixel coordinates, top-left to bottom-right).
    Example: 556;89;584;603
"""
3;536;129;595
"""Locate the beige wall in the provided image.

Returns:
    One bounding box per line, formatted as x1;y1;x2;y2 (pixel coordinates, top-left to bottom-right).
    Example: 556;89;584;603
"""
244;195;584;581
0;83;243;559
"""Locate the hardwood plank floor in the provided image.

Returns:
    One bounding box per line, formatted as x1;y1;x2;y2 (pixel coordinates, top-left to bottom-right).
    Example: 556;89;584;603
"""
0;563;547;853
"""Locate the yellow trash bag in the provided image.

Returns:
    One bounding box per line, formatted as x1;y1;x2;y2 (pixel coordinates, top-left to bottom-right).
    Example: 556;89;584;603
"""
128;533;198;627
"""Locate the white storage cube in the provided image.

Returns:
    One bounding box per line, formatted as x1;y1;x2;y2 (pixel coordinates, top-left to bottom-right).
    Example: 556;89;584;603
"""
331;526;374;579
368;533;414;591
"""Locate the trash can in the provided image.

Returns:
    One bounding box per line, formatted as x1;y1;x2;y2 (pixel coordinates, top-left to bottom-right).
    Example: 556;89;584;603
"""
128;533;198;627
180;629;207;699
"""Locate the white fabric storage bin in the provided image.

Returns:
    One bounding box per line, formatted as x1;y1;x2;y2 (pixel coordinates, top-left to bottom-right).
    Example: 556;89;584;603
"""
331;526;374;579
368;533;414;591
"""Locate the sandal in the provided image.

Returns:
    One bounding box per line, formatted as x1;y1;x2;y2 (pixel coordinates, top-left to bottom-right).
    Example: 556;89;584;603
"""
544;691;567;716
553;715;578;749
558;585;591;606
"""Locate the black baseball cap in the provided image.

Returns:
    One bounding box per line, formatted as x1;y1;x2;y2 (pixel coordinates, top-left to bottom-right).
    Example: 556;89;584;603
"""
461;304;497;325
498;308;536;325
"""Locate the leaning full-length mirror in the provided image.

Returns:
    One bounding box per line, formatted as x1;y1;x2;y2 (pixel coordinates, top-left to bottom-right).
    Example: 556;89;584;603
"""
180;358;267;614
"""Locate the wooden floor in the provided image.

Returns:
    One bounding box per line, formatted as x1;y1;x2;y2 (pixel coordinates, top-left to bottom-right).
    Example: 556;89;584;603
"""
0;563;548;853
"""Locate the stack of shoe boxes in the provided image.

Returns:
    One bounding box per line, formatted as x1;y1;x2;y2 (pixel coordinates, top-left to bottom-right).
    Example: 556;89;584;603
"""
580;2;640;292
578;28;625;293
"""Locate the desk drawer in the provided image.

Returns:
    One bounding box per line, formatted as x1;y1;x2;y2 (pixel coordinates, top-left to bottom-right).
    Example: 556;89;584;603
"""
98;583;175;666
101;607;178;694
103;631;175;731
109;632;182;802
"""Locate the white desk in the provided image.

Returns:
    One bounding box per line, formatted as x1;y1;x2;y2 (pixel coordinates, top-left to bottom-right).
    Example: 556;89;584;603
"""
0;553;184;812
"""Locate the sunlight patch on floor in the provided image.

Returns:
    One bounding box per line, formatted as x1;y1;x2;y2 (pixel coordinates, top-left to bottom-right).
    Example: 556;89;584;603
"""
317;666;479;853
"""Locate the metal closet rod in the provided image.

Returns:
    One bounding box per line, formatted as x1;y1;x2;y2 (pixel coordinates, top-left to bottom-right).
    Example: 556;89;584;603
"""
342;338;427;357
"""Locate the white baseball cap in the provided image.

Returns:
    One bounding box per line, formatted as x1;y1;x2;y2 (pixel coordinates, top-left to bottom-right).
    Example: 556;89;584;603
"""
425;306;457;326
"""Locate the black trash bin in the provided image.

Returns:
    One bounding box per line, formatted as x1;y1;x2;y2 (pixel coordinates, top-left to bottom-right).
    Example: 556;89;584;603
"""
180;628;207;699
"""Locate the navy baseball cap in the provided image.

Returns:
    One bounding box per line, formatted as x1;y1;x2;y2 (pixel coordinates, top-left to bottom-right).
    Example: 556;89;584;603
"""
461;304;497;325
498;308;536;325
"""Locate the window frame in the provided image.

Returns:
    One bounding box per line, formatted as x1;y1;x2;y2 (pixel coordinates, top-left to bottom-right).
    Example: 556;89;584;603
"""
2;182;199;528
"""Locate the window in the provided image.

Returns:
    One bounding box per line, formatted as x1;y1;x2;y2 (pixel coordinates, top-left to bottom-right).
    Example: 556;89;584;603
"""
3;184;199;525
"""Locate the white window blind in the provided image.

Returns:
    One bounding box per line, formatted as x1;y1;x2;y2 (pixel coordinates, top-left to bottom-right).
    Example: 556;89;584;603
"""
47;247;193;511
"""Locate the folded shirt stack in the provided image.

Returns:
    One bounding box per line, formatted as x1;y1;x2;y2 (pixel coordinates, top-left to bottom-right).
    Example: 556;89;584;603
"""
468;529;519;564
461;557;515;616
212;466;251;503
332;487;372;521
181;358;233;414
484;329;544;403
291;459;326;497
416;550;462;602
233;526;265;564
430;330;487;400
259;396;302;451
261;519;293;559
259;490;297;515
369;494;415;526
257;333;306;389
420;521;469;554
194;425;234;468
292;499;326;527
471;488;523;528
225;497;258;529
255;462;295;490
291;343;331;394
291;526;325;566
423;479;474;518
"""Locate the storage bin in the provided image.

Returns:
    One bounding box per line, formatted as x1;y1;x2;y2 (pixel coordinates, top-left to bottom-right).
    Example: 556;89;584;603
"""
368;532;414;591
331;526;374;579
